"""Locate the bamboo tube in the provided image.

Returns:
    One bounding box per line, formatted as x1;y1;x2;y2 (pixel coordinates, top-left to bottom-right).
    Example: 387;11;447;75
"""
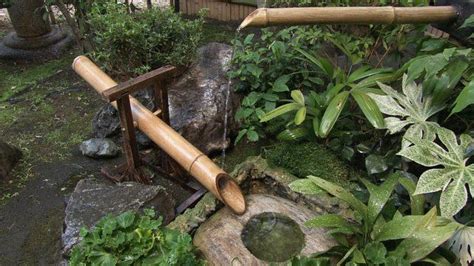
238;6;458;29
72;56;246;215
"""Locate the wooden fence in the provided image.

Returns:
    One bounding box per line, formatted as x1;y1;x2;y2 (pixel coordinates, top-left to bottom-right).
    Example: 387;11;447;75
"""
178;0;256;22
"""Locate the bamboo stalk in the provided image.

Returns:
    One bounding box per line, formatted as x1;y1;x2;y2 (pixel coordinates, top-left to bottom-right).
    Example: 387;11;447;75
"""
238;6;458;30
72;56;246;215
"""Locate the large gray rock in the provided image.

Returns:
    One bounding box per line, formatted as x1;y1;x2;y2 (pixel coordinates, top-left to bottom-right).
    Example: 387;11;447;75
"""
0;140;22;180
79;138;120;159
91;42;239;155
62;179;175;254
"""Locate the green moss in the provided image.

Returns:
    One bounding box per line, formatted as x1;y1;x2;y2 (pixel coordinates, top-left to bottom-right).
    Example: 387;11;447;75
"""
265;142;354;185
0;54;74;102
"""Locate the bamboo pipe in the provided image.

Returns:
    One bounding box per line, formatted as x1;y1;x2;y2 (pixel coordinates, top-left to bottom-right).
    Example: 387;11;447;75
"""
72;56;246;215
238;6;458;30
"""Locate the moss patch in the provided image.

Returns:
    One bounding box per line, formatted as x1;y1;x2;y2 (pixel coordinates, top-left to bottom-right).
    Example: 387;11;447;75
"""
265;142;357;185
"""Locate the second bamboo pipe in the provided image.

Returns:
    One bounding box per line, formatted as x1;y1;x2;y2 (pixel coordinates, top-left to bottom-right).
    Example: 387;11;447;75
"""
238;6;458;30
72;56;246;215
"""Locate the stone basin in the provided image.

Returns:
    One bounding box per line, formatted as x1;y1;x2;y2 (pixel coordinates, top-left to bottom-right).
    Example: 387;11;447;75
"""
193;194;336;265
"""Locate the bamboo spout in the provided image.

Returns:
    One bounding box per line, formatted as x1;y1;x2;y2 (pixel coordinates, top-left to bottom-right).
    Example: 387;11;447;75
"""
72;56;246;215
238;6;458;30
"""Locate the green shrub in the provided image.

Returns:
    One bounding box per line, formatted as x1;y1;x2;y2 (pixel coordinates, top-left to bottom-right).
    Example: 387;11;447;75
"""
69;209;203;266
88;3;204;76
265;142;354;185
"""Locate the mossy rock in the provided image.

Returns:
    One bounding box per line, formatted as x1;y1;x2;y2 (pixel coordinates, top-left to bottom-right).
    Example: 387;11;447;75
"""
265;142;358;185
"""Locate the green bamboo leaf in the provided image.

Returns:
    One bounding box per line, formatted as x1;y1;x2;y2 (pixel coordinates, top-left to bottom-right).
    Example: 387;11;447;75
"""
348;67;391;83
319;91;349;137
304;214;357;233
291;90;305;106
294;107;306;125
361;173;399;227
289;179;324;195
295;47;334;77
277;127;309;142
307;175;367;217
312;117;320;137
352;90;385;129
399;177;425;215
260;103;300;122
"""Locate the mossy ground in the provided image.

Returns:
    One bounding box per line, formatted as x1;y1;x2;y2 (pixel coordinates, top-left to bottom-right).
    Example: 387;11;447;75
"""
264;141;361;186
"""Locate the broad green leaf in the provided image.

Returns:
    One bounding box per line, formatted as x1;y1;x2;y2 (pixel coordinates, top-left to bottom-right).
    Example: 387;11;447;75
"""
319;91;349;137
349;67;391;83
234;129;247;144
273;75;290;92
291;90;305;106
289;179;324;195
362;173;399;227
370;74;444;148
363;242;387;265
247;129;259;142
374;215;423;242
392;212;458;263
260;103;300;122
365;154;388;175
294;107;306;125
398;127;474;217
312;117;320;137
304;214;355;231
295;47;334;77
460;14;474;28
399;177;425;215
351;90;385;129
277;127;309;142
116;211;135;228
307;175;367;217
450;81;474;116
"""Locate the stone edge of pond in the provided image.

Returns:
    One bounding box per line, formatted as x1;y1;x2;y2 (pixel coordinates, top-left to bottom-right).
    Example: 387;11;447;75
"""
167;156;353;233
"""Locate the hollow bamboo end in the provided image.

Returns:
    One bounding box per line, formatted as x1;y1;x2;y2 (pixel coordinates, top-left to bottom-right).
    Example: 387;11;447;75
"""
72;55;89;71
216;173;246;215
238;8;268;30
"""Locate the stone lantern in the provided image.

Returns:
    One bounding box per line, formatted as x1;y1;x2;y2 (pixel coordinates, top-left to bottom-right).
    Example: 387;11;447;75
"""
0;0;73;60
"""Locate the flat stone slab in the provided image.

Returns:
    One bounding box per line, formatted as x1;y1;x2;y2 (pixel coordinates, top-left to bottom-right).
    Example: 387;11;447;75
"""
62;178;175;255
193;194;336;265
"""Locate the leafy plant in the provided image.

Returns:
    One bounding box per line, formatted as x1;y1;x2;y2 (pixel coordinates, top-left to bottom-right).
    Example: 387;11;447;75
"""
369;74;444;148
88;3;204;76
289;174;460;264
398;126;473;217
69;209;203;266
260;48;398;138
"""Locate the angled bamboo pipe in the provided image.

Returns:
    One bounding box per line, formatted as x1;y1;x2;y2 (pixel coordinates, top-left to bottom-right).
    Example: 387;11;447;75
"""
238;6;458;30
72;56;246;215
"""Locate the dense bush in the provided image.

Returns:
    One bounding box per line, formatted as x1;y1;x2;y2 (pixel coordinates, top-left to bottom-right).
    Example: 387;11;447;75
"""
88;3;204;76
69;209;203;265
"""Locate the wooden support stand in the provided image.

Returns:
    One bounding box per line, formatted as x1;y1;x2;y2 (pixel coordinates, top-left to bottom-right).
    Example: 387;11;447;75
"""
100;66;206;212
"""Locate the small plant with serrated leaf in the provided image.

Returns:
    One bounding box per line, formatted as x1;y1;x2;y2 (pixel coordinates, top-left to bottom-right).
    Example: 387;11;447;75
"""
289;174;460;264
69;209;203;266
369;74;443;148
397;126;473;218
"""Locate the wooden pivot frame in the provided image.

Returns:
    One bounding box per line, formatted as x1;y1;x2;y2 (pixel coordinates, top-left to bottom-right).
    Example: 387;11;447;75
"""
100;66;206;212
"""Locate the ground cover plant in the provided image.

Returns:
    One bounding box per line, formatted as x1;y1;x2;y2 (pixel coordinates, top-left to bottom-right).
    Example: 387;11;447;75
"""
70;209;203;265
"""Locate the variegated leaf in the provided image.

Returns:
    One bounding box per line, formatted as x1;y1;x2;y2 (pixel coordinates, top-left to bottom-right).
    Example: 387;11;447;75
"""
398;127;474;217
369;74;444;144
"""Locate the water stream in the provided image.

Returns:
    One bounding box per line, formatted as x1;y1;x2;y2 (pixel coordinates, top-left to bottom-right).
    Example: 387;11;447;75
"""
220;34;239;169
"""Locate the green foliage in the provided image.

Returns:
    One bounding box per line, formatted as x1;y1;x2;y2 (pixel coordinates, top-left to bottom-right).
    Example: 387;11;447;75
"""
289;174;460;264
265;142;354;185
88;3;204;76
260;48;398;138
230;27;327;142
398;126;474;218
69;209;203;266
370;74;443;148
